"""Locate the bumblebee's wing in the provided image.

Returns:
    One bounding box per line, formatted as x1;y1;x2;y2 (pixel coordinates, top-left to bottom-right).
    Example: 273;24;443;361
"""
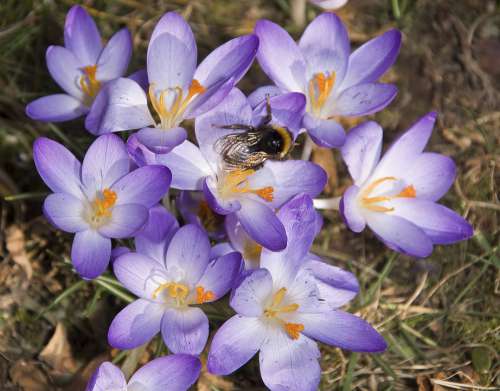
215;132;270;170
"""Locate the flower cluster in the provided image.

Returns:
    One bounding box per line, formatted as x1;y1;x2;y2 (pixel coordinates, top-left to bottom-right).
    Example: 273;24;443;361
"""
28;5;473;391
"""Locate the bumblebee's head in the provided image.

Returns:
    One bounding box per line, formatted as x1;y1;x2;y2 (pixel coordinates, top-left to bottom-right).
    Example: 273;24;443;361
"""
259;125;293;159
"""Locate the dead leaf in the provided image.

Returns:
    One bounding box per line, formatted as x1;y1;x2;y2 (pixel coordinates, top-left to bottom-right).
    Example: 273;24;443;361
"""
6;225;32;280
197;366;234;391
64;353;109;391
39;323;77;374
432;372;448;391
9;360;51;391
416;375;431;391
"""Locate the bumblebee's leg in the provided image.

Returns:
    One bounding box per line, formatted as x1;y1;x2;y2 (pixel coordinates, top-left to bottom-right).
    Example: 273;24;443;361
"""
217;124;256;131
262;94;272;125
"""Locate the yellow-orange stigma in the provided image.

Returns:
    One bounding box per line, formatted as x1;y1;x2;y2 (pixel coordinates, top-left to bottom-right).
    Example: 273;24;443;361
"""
308;71;336;114
195;286;215;304
219;169;274;202
148;79;206;129
284;323;304;340
152;282;190;307
264;288;303;340
360;177;417;212
92;188;117;218
80;65;101;102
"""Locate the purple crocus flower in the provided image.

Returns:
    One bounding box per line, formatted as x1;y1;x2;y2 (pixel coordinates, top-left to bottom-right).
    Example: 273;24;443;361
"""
340;113;474;258
127;88;327;251
254;13;401;148
86;354;201;391
86;12;259;154
208;194;386;391
26;5;132;123
33;134;170;279
310;0;348;9
108;221;243;355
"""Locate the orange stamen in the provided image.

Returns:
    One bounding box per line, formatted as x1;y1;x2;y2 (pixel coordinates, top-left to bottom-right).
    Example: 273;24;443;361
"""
284;323;304;340
396;185;416;198
92;188;117;217
360;177;416;213
220;170;274;202
308;71;336;114
80;64;101;100
195;286;215;304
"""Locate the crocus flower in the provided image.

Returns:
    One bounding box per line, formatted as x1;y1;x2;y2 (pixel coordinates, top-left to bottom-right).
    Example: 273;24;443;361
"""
86;12;259;154
340;113;474;257
255;13;401;148
208;194;386;391
26;5;132;123
127;88;327;251
310;0;348;10
108;222;243;355
33;134;170;279
86;354;201;391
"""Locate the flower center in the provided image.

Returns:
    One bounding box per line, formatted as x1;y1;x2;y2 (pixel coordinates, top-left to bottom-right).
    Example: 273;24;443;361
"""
360;176;416;212
197;200;224;233
218;169;274;202
243;239;262;264
79;65;101;105
151;282;215;307
88;188;117;227
148;79;206;129
264;287;303;340
308;71;336;115
195;286;215;304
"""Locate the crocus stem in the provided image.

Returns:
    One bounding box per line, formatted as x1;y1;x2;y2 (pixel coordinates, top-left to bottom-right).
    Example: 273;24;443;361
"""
290;0;306;28
301;134;314;160
313;196;341;210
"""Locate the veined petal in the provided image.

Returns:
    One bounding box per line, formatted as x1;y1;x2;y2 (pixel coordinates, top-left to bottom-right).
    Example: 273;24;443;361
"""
150;12;196;56
64;5;102;65
26;94;87;122
255;20;307;92
339;185;366;233
203;177;242;215
303;114;346;148
197;252;243;300
46;45;85;100
161;307;209;355
96;28;132;82
85;362;126;391
128;68;148;91
208;315;266;375
107;299;163;350
230;268;272;317
43;193;87;233
98;204;148;239
332;83;397;117
33;137;83;197
247;85;283;108
136;126;187;154
71;229;111;279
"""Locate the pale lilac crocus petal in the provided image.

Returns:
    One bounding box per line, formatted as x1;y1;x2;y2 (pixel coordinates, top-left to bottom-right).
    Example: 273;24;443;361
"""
96;28;132;82
225;213;247;254
108;299;163;349
135;205;179;263
390;199;473;244
26;94;87;122
247;85;283;108
310;0;348;9
263;159;327;208
332;83;397;117
341;121;383;185
150;12;196;56
81;133;130;191
33;137;82;197
136;126;187;154
113;252;167;298
365;211;433;257
202;178;241;215
197;252;243;300
299;12;350;84
112;165;171;207
373;112;437;178
128;354;201;391
147;33;195;92
128;69;148;91
259;330;321;391
404;152;456;201
85;78;154;135
236;198;287;251
255;20;307;92
340;29;401;91
339;185;366;232
230;268;272;317
188;35;259;117
46;45;85;100
165;224;211;285
43;193;87;233
303;113;346;148
301;310;387;352
208;315;266;375
209;242;234;259
110;246;130;263
98;204;148;239
64;5;102;65
156;140;212;190
85;362;127;391
304;259;359;308
161;307;209;355
71;230;111;279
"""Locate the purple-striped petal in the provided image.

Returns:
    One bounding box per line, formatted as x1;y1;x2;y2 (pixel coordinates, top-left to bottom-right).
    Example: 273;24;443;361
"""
46;45;85;100
33;137;82;197
301;310;387;352
108;299;163;349
96;28;132;82
341;121;383;185
85;362;126;391
43;193;87;233
208;315;266;375
339;185;366;232
230;268;272;317
128;69;148;91
71;229;111;279
128;354;201;391
197;252;243;300
26;94;87;122
161;307;209;355
247;85;283;108
150;12;196;57
202;178;241;215
303;113;346;148
333;83;397;117
98;204;148;239
136;126;187;154
255;20;307;92
64;5;102;65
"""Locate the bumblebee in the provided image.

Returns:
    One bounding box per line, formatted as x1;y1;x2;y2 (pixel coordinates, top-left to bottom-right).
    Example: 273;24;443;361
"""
214;96;293;171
